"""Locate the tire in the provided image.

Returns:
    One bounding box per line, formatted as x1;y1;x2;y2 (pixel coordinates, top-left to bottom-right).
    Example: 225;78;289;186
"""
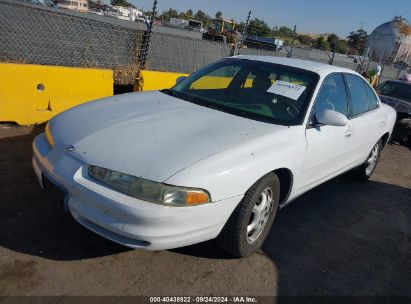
352;139;382;181
217;173;280;258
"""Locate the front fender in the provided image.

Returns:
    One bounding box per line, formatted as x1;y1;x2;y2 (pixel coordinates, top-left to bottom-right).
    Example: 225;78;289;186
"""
165;127;306;202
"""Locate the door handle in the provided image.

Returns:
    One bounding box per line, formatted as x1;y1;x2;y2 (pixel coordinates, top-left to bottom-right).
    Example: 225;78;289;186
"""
345;128;353;138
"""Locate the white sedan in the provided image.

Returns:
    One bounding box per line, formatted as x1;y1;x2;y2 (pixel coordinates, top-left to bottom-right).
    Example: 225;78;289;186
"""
32;56;396;257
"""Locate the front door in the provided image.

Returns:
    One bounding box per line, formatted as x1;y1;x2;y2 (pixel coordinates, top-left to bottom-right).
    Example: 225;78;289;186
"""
301;74;354;192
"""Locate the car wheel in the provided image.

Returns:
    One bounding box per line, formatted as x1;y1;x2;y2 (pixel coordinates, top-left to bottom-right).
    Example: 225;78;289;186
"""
353;139;382;181
217;173;280;258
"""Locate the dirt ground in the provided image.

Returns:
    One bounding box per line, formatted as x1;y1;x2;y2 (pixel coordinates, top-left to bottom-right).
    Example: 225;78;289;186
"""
0;124;410;297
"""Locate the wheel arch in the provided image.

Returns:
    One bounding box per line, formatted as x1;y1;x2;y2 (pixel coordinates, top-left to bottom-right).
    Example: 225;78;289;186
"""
381;132;390;147
271;168;294;205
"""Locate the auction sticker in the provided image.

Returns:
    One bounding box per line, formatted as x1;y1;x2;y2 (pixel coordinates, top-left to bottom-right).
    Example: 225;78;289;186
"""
267;81;306;100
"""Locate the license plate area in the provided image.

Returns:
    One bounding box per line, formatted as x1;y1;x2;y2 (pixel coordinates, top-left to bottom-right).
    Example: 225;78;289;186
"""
42;174;69;212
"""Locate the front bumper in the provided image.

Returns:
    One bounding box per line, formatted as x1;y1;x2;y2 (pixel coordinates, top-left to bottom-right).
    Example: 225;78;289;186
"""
32;133;242;250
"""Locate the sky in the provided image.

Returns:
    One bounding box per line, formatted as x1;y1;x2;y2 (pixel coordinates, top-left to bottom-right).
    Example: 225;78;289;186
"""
128;0;411;37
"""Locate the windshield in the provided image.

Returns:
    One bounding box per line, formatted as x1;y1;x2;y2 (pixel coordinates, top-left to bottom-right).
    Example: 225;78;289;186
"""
377;81;411;103
165;58;319;126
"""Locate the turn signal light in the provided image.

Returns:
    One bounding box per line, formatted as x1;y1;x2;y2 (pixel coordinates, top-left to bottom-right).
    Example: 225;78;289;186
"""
186;191;210;205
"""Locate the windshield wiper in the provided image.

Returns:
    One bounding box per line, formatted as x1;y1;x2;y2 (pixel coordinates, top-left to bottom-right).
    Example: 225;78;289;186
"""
160;88;177;97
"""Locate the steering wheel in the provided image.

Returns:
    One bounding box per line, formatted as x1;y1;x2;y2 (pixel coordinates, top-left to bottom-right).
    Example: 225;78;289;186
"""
274;100;300;119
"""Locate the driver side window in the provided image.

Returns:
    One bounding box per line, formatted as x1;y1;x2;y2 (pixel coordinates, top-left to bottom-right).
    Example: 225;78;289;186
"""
315;74;348;116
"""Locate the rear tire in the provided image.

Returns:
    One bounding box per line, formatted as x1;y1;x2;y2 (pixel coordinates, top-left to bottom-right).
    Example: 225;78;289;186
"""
352;139;382;181
217;173;280;258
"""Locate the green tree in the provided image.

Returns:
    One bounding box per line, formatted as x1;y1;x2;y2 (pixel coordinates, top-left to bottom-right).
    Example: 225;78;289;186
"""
327;34;338;45
236;21;246;33
297;34;314;46
194;10;211;27
315;36;330;51
246;18;272;38
111;0;134;8
160;8;178;21
347;29;368;54
215;11;223;19
177;9;194;20
273;26;294;38
336;39;347;54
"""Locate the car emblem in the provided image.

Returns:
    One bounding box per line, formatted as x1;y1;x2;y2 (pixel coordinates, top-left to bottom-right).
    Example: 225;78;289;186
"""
66;145;75;152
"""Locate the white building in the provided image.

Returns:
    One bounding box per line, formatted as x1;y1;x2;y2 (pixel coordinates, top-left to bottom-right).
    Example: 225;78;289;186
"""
57;0;88;12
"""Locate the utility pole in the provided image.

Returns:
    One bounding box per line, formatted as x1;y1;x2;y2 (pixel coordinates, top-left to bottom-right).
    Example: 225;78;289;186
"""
329;36;339;65
236;11;252;56
360;22;366;30
287;25;297;58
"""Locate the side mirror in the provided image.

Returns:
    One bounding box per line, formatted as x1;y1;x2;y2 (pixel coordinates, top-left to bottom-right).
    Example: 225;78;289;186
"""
316;109;349;126
176;76;186;84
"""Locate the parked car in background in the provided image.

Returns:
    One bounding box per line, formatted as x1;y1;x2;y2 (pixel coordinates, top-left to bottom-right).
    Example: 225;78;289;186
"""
376;79;411;145
377;79;411;120
32;56;396;258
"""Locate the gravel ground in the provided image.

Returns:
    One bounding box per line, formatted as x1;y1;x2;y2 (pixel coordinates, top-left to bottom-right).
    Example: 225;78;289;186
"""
0;124;410;297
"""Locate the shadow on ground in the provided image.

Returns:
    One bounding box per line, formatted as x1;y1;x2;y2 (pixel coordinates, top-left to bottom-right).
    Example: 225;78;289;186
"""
1;125;411;296
263;176;411;296
0;125;130;260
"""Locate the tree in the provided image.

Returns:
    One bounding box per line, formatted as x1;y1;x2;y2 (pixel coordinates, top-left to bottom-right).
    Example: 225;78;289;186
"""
298;34;314;46
160;8;178;21
177;9;193;20
336;39;347;54
194;10;211;27
327;34;338;46
215;11;222;19
347;29;369;54
246;18;272;38
111;0;134;8
273;26;294;38
315;36;330;51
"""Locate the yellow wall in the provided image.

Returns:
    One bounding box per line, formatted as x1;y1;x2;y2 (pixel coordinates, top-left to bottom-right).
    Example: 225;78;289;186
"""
141;70;189;91
0;63;113;125
140;70;255;91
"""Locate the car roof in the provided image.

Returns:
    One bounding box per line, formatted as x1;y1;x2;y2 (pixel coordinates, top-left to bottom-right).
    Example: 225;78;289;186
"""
233;55;358;75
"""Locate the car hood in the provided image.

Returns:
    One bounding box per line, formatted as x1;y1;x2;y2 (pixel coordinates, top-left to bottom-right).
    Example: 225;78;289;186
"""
50;91;284;182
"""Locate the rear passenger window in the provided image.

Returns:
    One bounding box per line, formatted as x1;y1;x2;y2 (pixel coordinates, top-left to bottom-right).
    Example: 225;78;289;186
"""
345;75;371;116
364;83;379;110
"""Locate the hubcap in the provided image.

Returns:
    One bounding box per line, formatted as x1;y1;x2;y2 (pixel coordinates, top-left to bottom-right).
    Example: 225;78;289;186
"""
365;143;379;175
247;187;274;244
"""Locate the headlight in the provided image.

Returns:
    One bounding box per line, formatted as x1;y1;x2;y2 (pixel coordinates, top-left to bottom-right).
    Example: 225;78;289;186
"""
45;123;55;147
88;165;211;206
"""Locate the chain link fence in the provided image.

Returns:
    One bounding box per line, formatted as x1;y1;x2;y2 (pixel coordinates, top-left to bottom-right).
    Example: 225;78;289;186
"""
146;31;233;74
1;0;409;87
0;0;144;85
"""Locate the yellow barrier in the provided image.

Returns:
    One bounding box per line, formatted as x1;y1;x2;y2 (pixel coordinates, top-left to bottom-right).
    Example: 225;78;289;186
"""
140;70;255;91
0;63;113;125
140;70;189;91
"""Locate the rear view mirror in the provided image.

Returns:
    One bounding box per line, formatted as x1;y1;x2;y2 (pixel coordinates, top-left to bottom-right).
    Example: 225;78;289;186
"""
316;109;349;126
176;76;186;84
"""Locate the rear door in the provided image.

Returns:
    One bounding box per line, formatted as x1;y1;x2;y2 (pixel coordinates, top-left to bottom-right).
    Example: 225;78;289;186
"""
301;74;355;191
344;74;382;164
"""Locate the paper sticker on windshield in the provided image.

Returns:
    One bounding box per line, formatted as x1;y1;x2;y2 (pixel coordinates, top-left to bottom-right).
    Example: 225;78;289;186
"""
267;81;306;100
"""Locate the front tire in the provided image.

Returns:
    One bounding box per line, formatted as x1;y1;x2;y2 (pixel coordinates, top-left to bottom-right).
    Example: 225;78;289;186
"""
353;139;382;181
217;173;280;258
